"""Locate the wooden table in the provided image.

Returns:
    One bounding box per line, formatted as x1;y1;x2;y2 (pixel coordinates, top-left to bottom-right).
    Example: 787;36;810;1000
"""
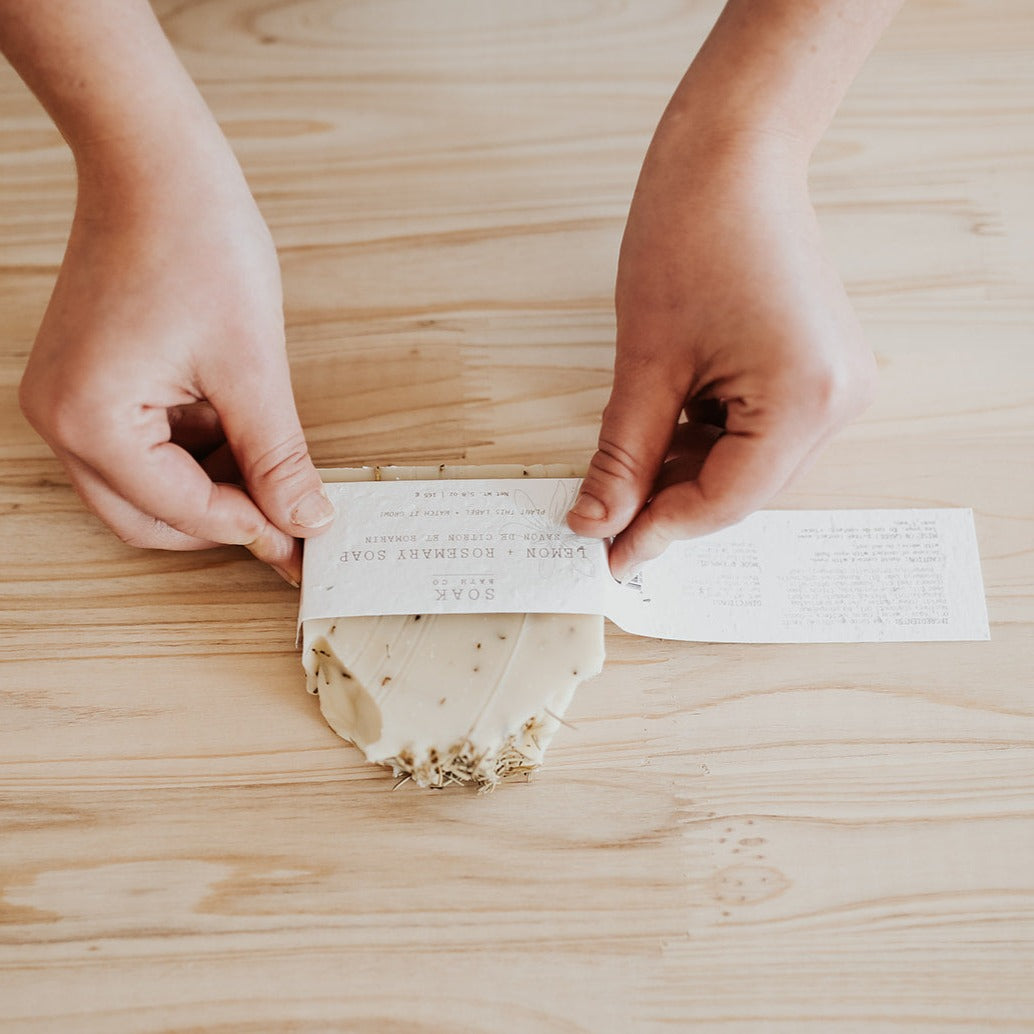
2;2;1032;1030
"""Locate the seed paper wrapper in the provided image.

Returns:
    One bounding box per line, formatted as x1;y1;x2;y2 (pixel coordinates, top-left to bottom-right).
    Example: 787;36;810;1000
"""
299;478;990;644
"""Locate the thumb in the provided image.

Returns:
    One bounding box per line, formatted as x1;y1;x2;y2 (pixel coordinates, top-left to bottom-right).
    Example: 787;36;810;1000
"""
567;357;685;540
209;356;334;539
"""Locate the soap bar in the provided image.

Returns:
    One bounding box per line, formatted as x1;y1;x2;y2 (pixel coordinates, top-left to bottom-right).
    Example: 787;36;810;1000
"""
301;465;606;790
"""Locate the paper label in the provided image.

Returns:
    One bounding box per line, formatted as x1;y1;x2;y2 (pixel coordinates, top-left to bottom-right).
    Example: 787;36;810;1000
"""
299;479;990;643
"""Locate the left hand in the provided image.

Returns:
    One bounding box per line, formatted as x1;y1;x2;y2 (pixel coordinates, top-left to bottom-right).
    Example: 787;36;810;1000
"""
567;123;878;580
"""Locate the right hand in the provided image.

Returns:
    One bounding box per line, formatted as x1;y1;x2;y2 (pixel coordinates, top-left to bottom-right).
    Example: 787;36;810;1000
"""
18;134;332;586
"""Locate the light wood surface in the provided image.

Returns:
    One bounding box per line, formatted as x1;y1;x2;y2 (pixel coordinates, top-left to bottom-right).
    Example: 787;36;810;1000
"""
2;2;1033;1031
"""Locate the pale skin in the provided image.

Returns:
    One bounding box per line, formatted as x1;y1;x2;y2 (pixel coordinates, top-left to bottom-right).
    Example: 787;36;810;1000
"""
1;0;903;585
3;0;332;586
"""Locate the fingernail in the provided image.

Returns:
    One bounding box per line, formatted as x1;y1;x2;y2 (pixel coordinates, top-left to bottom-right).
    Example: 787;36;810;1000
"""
610;557;641;584
272;565;301;589
569;490;607;522
290;488;335;529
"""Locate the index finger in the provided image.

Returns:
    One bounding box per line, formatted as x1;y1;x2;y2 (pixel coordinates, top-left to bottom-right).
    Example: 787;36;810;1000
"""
60;443;302;577
73;400;277;547
608;419;817;579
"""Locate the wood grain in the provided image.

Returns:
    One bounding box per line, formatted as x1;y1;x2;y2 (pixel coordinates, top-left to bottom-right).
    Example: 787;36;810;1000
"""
2;1;1033;1031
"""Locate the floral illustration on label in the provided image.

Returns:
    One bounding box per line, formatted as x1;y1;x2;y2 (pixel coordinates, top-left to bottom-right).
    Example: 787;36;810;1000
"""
502;481;597;579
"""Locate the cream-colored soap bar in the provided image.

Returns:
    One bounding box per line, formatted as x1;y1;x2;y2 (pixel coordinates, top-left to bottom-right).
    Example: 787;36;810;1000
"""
301;464;605;790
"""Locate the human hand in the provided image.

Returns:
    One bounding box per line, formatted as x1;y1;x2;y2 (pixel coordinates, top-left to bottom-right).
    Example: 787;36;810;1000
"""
567;126;877;580
18;135;331;586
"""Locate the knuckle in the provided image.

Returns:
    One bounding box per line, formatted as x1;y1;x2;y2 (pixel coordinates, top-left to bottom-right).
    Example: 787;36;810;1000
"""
237;512;270;544
48;398;95;451
622;512;673;568
592;431;650;484
19;369;74;443
21;370;115;454
145;480;266;547
110;515;172;551
799;364;842;419
248;526;296;567
17;373;43;429
180;503;265;546
243;432;313;489
797;359;868;424
647;495;689;537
